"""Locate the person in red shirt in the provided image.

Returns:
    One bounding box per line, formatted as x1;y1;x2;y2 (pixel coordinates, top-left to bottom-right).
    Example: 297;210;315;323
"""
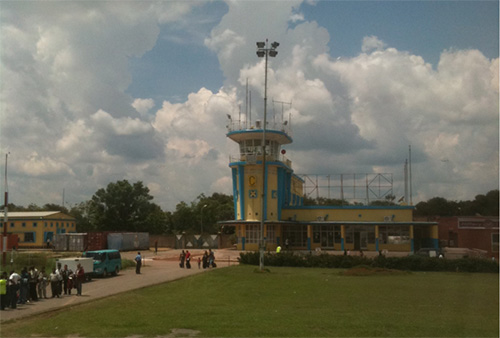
185;250;191;269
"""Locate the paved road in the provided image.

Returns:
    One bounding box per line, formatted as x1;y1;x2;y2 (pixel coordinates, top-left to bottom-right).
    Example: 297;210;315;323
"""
0;249;241;323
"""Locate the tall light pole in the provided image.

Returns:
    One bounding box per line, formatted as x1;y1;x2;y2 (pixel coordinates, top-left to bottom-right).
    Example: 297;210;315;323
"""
256;39;279;271
2;153;10;266
200;204;207;234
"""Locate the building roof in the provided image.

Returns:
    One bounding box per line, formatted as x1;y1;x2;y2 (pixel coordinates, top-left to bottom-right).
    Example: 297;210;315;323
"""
0;211;72;219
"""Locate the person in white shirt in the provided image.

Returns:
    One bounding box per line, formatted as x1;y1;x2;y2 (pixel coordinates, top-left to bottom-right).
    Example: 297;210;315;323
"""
8;271;21;309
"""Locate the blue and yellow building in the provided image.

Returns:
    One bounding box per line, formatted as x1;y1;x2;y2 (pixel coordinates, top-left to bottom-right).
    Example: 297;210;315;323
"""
222;120;438;253
0;211;76;248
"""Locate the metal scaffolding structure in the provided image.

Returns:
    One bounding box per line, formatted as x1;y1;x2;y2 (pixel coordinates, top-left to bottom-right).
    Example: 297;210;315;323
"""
297;173;394;204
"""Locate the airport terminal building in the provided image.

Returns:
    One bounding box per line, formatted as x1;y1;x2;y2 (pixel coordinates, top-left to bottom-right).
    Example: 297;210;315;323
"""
221;119;438;253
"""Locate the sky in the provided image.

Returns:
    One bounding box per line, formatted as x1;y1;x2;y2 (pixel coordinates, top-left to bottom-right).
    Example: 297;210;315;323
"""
0;0;498;211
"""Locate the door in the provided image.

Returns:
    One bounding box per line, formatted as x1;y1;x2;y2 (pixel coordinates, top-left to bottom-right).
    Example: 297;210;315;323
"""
354;231;368;251
320;226;334;249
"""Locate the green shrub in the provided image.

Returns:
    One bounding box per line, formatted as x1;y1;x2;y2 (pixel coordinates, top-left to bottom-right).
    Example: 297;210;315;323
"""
239;252;499;273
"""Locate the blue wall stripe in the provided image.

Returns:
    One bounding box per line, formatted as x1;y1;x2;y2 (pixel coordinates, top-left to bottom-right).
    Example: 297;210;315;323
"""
232;168;238;220
238;165;245;220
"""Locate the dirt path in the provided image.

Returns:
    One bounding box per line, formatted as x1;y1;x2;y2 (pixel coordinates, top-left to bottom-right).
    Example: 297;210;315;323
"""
0;249;241;323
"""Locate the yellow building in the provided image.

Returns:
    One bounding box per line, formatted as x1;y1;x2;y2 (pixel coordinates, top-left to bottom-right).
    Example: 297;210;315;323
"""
0;211;76;248
222;120;438;253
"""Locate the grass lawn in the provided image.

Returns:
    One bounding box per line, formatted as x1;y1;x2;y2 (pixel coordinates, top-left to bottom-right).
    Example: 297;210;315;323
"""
1;265;498;337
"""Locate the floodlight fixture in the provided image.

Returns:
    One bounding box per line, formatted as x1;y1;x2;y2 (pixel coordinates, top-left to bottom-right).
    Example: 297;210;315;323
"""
256;50;265;58
256;42;265;48
269;50;278;57
271;42;279;48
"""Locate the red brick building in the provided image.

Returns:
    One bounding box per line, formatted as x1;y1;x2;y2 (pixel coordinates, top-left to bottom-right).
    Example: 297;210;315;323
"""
437;216;499;260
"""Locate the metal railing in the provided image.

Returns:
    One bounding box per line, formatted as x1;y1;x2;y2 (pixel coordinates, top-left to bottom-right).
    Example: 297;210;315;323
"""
226;120;292;137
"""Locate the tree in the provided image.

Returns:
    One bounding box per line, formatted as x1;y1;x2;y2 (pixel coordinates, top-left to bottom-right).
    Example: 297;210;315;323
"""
88;180;163;232
414;190;499;217
167;193;235;234
70;201;95;233
43;203;69;214
170;201;195;233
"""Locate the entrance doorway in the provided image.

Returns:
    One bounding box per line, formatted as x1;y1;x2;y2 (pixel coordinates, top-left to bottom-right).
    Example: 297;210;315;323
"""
321;229;334;249
354;231;368;251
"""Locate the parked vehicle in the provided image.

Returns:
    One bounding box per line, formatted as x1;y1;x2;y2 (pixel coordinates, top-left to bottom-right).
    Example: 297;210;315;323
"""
83;249;122;277
55;257;94;281
415;248;443;258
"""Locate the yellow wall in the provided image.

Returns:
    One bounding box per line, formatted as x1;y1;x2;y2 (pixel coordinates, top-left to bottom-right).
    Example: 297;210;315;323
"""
3;213;76;248
238;165;283;221
242;165;262;221
266;167;279;221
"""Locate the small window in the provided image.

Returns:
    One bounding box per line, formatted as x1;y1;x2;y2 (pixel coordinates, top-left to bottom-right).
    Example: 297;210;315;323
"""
22;222;26;227
10;223;14;228
24;232;35;243
33;222;37;228
45;222;48;228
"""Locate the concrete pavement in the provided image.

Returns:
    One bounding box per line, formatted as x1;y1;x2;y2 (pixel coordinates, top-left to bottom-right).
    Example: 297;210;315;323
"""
0;249;242;323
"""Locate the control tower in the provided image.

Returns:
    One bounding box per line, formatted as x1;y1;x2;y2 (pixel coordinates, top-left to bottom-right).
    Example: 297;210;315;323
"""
226;119;304;225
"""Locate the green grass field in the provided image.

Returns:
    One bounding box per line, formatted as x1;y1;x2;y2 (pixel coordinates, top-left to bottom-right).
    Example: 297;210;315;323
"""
2;265;498;337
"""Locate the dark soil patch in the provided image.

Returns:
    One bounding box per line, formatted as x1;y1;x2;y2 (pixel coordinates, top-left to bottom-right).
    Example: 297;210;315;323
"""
342;266;409;276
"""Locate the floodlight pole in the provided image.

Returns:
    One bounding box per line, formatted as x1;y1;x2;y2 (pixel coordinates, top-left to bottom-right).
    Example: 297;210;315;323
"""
256;39;279;271
2;153;9;267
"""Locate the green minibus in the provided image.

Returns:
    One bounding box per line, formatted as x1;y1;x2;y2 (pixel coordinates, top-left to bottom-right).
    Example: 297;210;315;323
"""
83;249;122;277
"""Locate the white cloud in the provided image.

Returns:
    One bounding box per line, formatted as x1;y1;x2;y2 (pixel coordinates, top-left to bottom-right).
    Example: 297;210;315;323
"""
0;0;497;211
361;36;387;53
132;98;155;115
91;110;153;136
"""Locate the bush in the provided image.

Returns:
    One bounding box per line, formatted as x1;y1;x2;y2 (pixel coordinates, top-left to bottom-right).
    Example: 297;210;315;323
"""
238;252;499;273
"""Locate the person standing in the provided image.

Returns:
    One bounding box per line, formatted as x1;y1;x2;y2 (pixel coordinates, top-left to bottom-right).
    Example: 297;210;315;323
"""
61;264;69;295
0;272;7;310
75;263;85;296
55;263;63;297
19;267;29;304
49;268;60;298
179;250;185;268
28;266;38;302
185;250;191;269
208;249;215;268
37;267;48;299
135;252;142;274
202;251;208;269
8;270;20;309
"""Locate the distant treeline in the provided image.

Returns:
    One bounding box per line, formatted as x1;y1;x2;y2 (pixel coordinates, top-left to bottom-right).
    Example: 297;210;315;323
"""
5;182;498;234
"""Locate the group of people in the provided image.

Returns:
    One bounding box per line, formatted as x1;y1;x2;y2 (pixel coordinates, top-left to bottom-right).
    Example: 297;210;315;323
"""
0;262;85;311
179;249;216;269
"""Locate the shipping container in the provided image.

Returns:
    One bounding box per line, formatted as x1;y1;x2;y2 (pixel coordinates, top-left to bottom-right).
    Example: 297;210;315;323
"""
67;233;88;252
87;232;109;251
0;234;19;251
53;234;69;251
